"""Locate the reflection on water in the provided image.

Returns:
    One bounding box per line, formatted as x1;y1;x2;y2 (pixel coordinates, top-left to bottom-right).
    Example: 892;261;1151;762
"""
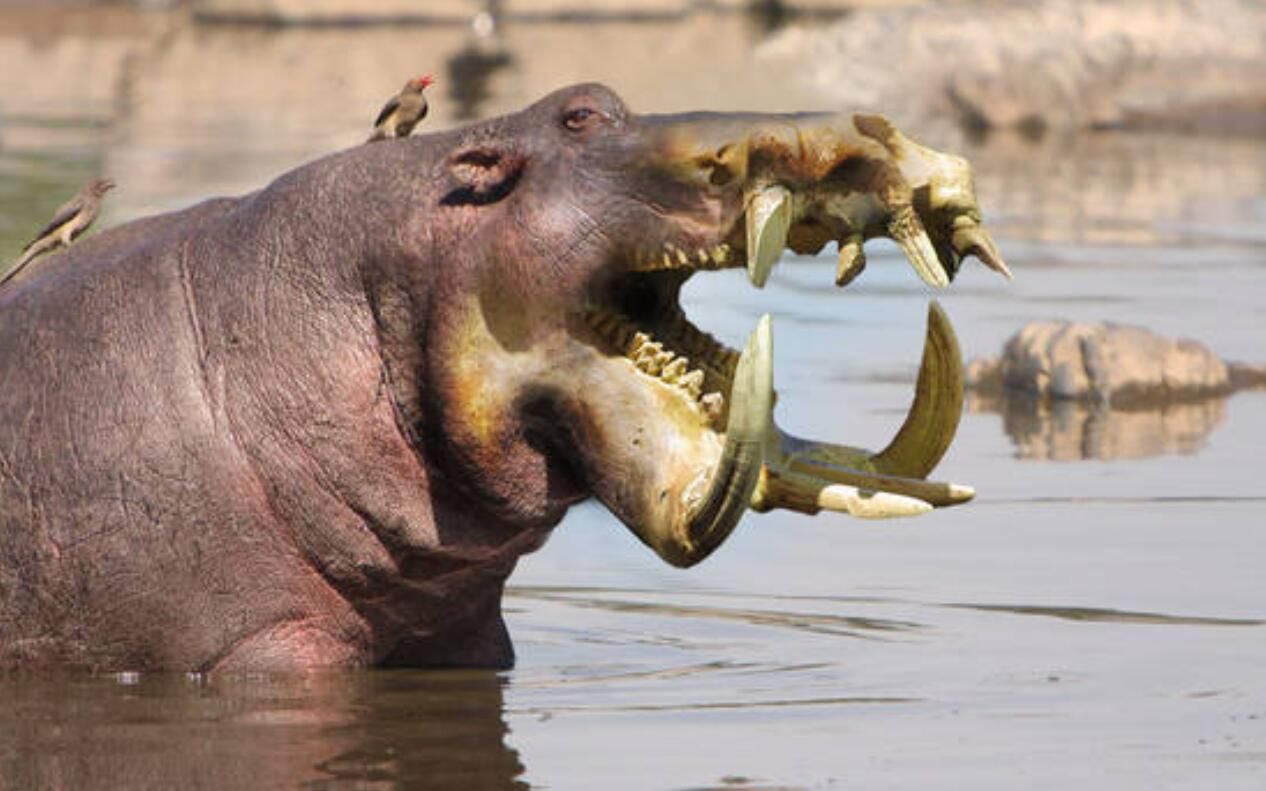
968;391;1228;461
0;671;526;790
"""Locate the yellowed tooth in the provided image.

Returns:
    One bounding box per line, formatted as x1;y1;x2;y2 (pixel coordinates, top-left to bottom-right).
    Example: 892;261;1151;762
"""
701;391;725;423
712;244;730;265
817;484;934;518
679;369;704;398
676;248;690;266
642;350;670;375
635;344;663;370
697;249;710;265
835;234;866;287
786;456;974;508
889;205;949;289
662;358;689;382
951;222;1012;280
751;467;934;518
745;184;792;288
662;252;673;269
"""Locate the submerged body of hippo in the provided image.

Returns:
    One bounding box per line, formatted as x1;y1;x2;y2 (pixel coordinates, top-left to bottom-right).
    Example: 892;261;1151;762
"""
0;85;1006;672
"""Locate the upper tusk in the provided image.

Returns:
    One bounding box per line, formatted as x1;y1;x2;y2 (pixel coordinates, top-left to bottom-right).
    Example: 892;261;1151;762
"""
745;185;792;289
889;205;950;289
951;223;1012;280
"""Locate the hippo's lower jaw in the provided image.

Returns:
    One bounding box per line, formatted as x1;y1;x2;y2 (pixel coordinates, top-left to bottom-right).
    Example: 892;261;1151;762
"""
575;268;975;568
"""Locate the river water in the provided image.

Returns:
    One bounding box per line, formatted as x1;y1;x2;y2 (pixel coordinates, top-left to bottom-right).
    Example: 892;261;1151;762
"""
1;7;1264;790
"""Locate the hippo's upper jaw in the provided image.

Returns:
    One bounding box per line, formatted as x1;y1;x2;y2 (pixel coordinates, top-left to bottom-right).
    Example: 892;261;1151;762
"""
424;85;1006;569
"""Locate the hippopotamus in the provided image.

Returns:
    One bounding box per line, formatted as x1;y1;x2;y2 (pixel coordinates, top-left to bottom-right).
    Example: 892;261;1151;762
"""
966;320;1266;407
0;84;1006;672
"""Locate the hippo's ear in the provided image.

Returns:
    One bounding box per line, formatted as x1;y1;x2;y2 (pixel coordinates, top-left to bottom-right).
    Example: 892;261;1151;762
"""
442;144;526;206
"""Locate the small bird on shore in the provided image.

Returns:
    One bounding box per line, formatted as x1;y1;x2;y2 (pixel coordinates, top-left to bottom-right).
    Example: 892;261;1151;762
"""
1;177;115;286
367;75;435;143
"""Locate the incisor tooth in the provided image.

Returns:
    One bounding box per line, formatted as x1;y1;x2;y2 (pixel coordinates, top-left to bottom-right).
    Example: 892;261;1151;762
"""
676;248;690;265
835;235;866;287
745;185;792;288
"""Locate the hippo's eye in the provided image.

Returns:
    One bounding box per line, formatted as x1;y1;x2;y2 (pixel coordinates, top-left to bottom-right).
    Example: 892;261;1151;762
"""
562;107;598;132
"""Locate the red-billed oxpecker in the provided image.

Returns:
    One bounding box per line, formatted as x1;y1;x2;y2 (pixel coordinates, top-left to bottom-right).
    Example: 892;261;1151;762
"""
367;75;435;143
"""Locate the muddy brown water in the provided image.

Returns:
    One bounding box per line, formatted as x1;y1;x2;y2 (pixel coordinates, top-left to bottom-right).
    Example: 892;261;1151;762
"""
1;9;1264;790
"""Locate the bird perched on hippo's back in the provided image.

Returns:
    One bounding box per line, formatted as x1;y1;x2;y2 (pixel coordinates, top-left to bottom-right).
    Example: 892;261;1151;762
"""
1;177;115;287
367;75;435;143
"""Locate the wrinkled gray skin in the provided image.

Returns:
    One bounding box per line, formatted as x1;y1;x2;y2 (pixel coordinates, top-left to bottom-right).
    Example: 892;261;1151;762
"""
0;83;981;672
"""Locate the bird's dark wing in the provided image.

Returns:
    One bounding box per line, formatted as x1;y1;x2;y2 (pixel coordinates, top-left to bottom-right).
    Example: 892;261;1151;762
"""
22;197;83;252
373;95;402;129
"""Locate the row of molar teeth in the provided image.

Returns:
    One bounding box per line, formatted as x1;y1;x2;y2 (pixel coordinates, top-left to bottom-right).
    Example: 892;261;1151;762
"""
647;242;733;271
584;311;726;425
628;331;705;400
659;313;740;379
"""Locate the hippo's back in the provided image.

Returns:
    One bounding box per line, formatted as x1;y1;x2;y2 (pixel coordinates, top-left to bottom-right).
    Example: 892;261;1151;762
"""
0;196;297;669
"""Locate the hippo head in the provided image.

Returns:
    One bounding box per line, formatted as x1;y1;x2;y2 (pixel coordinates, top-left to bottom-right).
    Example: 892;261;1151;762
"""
373;84;1005;568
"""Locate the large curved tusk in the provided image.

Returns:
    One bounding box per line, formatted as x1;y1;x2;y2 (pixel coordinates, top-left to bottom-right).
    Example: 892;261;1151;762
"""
759;301;964;483
745;185;792;288
889;205;950;289
781;451;974;507
869;300;963;478
752;301;972;519
674;314;774;565
952;222;1012;280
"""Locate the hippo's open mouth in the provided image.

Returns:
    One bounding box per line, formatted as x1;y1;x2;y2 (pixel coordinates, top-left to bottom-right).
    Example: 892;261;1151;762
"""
574;189;1002;566
529;104;1012;567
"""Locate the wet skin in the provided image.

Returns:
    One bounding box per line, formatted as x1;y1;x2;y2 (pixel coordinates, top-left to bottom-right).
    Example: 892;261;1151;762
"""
0;84;1004;672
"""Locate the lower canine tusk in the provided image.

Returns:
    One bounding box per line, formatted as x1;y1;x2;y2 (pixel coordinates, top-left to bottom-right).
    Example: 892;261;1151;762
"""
869;300;963;478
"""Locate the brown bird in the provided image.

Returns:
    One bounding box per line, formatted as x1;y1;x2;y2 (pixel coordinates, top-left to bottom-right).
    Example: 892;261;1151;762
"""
367;75;435;143
1;177;115;286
